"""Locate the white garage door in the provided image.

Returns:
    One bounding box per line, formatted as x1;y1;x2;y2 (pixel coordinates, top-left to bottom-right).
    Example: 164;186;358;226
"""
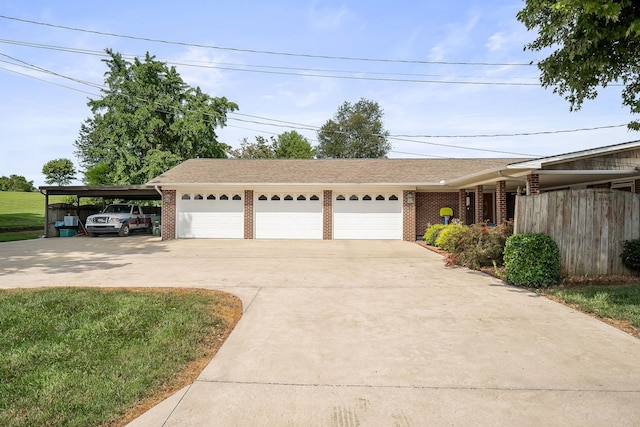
255;193;323;239
333;193;402;240
177;192;244;238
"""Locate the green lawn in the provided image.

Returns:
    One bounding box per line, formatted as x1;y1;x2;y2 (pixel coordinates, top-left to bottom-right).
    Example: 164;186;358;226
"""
0;191;67;230
547;285;640;331
0;287;242;427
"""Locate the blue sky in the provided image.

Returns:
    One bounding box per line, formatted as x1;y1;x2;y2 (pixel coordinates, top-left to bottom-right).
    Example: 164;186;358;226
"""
1;1;637;186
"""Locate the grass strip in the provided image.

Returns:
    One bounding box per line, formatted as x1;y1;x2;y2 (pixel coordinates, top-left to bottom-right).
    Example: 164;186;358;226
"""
0;287;241;427
0;231;42;243
547;285;640;331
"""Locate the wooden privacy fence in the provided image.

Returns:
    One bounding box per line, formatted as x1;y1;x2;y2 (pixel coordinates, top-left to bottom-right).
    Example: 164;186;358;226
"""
514;189;640;276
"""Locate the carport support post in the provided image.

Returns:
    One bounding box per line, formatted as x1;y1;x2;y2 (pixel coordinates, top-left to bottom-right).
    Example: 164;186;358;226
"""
244;190;254;239
44;191;50;238
474;185;484;224
403;190;416;241
458;189;466;224
323;190;332;240
496;180;507;225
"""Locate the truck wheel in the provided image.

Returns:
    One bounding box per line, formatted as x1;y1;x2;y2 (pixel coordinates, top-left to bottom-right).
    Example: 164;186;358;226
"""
118;223;130;237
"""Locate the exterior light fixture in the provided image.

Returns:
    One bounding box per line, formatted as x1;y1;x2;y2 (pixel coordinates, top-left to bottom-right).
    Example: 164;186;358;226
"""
406;193;414;204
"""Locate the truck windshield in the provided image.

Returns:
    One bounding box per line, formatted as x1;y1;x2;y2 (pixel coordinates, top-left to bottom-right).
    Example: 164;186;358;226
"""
103;205;130;213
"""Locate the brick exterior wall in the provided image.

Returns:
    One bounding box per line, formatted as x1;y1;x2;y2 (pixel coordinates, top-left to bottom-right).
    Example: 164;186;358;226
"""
415;192;459;236
496;180;507;225
323;190;332;240
527;173;540;195
244;190;254;239
161;190;176;241
474;185;484;224
636;179;640;194
403;190;416;241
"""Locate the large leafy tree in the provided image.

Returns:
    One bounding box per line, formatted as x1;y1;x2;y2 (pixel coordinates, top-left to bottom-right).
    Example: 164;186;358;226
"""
517;1;640;128
42;158;76;186
75;49;238;184
316;99;390;158
274;131;314;158
0;175;34;192
229;131;314;159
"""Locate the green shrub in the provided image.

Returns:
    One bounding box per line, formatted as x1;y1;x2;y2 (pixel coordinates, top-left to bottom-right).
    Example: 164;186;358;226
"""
423;224;447;245
435;223;467;252
454;222;513;270
621;238;640;273
504;233;561;288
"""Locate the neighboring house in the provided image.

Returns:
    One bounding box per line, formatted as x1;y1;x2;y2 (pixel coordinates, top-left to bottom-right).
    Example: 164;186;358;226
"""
148;140;640;241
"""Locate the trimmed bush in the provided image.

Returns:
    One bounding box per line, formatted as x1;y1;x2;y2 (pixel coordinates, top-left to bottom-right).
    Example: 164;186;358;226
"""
621;238;640;273
435;223;467;252
423;224;447;245
504;233;561;288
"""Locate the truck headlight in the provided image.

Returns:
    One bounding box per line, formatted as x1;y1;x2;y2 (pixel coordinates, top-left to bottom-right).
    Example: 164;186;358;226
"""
109;218;121;224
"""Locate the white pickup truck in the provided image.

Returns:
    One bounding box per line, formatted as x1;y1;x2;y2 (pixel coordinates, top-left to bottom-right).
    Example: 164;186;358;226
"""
86;204;152;237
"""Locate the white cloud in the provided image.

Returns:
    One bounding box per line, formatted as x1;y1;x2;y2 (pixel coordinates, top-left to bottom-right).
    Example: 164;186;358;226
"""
308;4;351;30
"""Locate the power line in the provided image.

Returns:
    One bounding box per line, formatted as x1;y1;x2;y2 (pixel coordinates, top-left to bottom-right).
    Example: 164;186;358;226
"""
392;123;630;138
0;50;628;157
0;14;536;67
0;38;540;86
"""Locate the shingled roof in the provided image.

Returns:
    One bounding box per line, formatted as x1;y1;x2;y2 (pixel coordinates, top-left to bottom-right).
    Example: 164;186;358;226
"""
148;158;526;186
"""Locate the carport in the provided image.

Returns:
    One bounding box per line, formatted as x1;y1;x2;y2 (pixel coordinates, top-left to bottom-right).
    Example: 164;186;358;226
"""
38;185;162;237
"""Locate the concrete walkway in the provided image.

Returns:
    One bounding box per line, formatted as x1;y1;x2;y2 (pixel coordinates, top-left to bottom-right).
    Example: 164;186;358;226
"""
1;236;639;426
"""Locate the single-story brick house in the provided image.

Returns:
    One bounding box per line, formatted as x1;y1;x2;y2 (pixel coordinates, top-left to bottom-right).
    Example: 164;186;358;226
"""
148;140;640;241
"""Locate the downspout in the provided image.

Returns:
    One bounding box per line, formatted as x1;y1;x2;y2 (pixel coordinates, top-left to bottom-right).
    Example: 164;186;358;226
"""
154;185;163;199
498;170;530;196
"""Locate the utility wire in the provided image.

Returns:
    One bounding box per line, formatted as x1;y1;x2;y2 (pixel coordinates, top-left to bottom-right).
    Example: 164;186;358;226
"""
0;14;536;67
0;50;626;157
0;38;542;82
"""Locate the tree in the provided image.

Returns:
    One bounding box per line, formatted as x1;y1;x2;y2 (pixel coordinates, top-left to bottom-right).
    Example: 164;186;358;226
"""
274;131;314;158
0;175;34;192
517;1;640;128
229;136;276;159
229;131;314;159
316;99;391;158
74;49;238;185
42;158;76;186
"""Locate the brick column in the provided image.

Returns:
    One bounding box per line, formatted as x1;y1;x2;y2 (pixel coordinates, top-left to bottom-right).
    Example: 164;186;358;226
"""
458;189;466;224
474;185;483;224
323;190;332;240
403;190;416;241
527;173;540;195
161;190;176;241
496;180;507;225
244;190;253;239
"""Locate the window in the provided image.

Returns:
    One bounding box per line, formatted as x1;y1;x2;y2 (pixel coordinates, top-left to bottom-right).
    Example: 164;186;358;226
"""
194;194;203;200
376;195;385;200
271;195;280;200
258;195;267;201
181;194;191;200
349;195;359;201
389;195;398;201
132;206;140;215
363;195;372;201
284;195;293;200
336;195;345;201
297;195;306;200
207;194;216;200
310;195;319;201
232;194;242;200
220;194;229;200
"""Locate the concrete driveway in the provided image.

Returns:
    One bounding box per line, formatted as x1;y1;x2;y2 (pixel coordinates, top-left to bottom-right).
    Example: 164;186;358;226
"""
1;236;639;426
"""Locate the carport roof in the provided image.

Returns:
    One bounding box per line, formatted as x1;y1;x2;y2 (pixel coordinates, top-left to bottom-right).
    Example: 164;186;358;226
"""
39;185;161;200
148;158;526;186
